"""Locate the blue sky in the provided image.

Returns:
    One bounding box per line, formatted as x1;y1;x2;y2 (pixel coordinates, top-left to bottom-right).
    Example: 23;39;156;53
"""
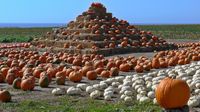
0;0;200;24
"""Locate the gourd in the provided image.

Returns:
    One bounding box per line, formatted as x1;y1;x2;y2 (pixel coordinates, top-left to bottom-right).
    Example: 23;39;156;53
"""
155;77;190;109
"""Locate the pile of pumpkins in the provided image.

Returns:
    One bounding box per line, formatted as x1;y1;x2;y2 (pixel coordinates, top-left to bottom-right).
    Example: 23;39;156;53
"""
176;42;200;48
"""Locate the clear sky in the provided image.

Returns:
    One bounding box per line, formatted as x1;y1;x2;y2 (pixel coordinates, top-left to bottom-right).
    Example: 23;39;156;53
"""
0;0;200;24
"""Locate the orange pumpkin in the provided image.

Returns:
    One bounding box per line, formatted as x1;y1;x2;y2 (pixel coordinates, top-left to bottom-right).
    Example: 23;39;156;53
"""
155;77;190;109
69;71;82;82
94;60;104;68
81;66;94;76
160;61;168;68
72;59;82;66
95;67;104;74
65;68;74;77
100;70;110;78
21;76;35;91
119;63;130;72
168;58;177;66
0;72;4;83
106;62;117;70
33;68;43;78
0;90;11;102
5;72;16;85
192;56;200;61
134;65;143;73
121;41;128;47
152;58;160;69
178;59;185;65
86;70;97;80
1;67;9;79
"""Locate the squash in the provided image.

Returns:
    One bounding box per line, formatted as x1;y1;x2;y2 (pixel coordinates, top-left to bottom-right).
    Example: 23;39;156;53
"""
134;65;143;73
106;62;117;70
152;58;160;69
95;67;104;74
12;78;21;89
0;90;11;102
0;72;4;83
5;72;15;85
155;77;190;109
81;66;93;76
69;71;82;82
86;70;97;80
21;76;35;91
119;63;130;72
110;67;119;76
39;74;49;88
100;70;110;78
56;77;65;85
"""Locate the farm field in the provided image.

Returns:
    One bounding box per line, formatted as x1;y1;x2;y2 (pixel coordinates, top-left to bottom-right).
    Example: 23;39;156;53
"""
0;24;200;43
0;25;200;112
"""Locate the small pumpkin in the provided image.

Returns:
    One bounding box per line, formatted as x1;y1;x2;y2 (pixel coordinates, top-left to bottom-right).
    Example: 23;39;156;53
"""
152;58;160;69
134;65;143;73
86;70;97;80
12;78;21;89
69;71;82;82
119;63;130;72
155;77;190;109
39;74;49;88
106;62;117;70
0;72;4;83
95;67;104;74
100;70;110;78
5;72;16;85
81;66;93;76
56;77;65;85
110;67;119;76
0;90;11;102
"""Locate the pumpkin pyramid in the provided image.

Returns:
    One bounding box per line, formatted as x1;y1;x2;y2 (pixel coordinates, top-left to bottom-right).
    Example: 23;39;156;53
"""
33;3;177;55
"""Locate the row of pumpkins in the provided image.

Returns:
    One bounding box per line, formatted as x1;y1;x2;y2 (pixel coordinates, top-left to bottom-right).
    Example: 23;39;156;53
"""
62;36;167;49
0;43;30;49
58;61;200;109
0;45;200;87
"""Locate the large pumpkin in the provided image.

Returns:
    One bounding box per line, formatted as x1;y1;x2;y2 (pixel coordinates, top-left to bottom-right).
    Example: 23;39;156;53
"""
155;77;190;109
21;76;35;91
0;90;11;102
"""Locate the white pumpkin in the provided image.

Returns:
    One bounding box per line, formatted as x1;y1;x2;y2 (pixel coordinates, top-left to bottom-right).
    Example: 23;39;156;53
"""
67;87;81;95
52;88;66;96
90;90;101;99
76;84;88;91
86;86;95;94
